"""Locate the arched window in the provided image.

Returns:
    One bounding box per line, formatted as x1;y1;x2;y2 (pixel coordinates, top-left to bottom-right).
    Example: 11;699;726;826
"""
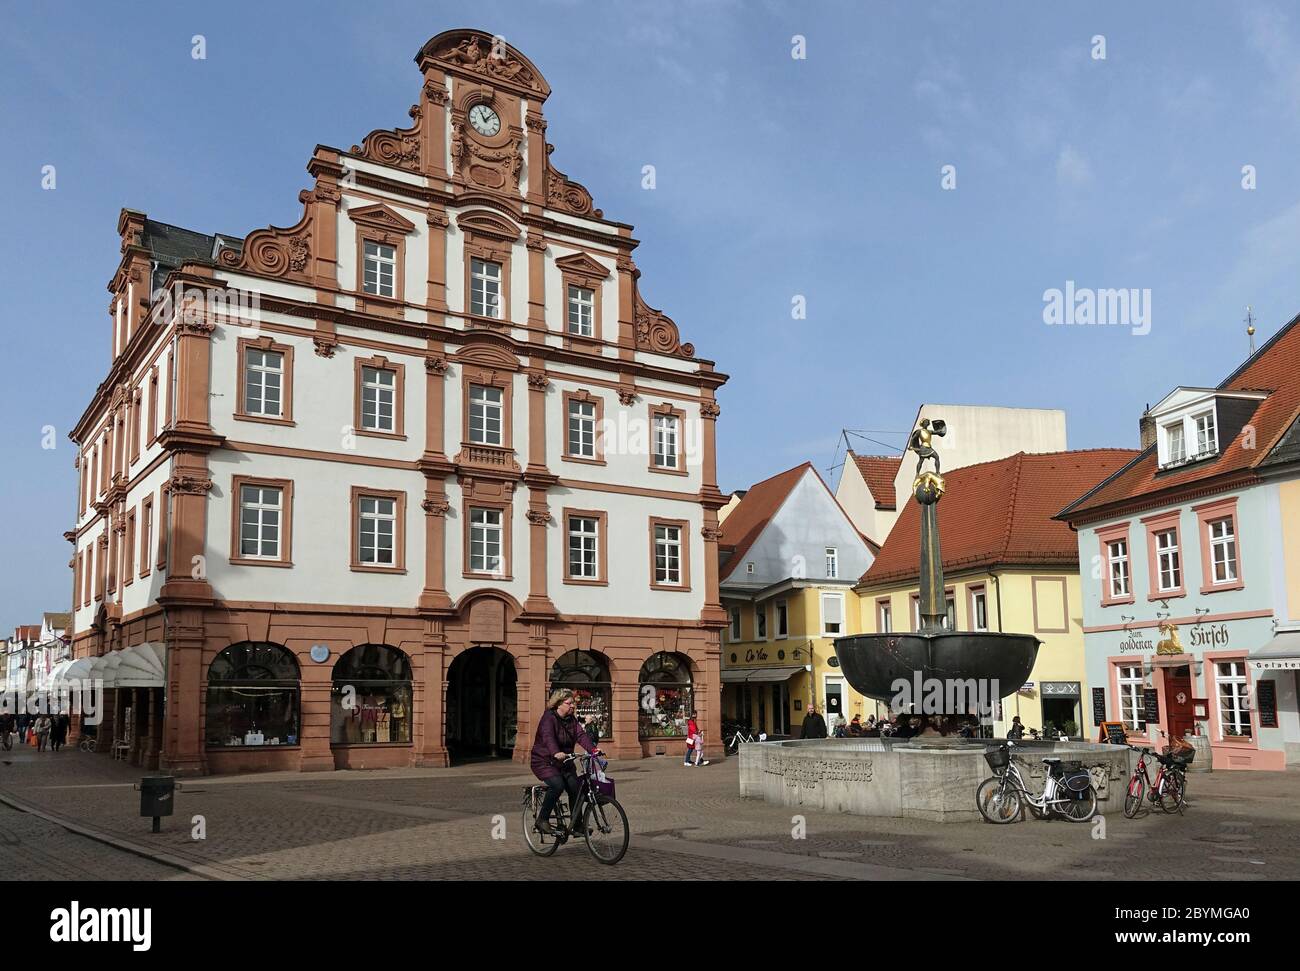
206;642;300;748
331;644;413;745
550;650;612;742
638;652;693;739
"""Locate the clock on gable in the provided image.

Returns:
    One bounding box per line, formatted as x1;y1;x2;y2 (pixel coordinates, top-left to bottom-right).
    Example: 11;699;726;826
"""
468;103;501;137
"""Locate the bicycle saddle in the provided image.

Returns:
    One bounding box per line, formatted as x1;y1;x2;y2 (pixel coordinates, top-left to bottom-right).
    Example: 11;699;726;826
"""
1041;756;1061;764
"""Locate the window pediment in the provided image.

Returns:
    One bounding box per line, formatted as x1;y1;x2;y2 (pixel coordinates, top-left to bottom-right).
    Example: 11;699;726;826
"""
454;341;521;372
456;209;521;244
554;252;611;280
347;203;417;235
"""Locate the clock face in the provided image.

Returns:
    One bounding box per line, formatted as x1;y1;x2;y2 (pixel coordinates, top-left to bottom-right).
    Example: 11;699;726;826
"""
468;104;501;137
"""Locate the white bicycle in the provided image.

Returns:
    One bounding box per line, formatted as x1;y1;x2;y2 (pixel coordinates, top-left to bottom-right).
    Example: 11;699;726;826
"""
976;742;1098;824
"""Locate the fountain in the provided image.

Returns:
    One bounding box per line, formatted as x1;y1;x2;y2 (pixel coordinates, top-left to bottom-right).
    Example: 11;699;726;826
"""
737;420;1132;821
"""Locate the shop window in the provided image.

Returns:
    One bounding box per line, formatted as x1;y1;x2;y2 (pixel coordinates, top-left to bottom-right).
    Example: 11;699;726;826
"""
206;642;300;748
550;650;612;743
330;644;412;745
638;651;693;739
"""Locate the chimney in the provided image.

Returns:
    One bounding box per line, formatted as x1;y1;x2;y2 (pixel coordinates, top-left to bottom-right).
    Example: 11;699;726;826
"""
1139;404;1156;450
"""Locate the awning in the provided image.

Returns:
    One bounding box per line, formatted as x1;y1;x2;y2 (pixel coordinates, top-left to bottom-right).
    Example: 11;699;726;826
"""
1249;631;1300;671
52;656;97;686
721;665;805;684
61;643;167;690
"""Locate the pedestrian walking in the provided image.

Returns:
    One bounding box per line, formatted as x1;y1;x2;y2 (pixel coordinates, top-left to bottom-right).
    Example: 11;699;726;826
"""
800;704;827;739
684;713;709;766
34;713;52;752
51;713;69;752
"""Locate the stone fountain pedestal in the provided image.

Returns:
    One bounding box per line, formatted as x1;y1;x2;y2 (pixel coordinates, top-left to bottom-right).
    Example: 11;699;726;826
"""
738;737;1134;823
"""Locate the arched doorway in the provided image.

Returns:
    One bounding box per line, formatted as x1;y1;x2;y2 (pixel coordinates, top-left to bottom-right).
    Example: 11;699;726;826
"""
446;646;517;764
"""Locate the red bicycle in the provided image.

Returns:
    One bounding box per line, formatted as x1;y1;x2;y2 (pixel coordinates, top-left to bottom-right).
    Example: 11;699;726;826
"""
1123;743;1191;817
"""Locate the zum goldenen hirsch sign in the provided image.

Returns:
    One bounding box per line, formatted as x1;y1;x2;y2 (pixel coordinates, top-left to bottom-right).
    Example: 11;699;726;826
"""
1118;622;1231;653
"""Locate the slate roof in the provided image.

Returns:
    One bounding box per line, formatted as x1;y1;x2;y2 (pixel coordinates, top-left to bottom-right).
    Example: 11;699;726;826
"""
860;449;1138;586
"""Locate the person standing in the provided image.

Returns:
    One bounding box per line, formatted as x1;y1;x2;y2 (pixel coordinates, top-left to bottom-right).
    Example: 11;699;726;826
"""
50;713;69;752
800;705;827;739
34;713;52;752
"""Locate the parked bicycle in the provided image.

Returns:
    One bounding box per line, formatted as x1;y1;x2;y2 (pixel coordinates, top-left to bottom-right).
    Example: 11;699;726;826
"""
1123;743;1191;817
522;752;629;864
724;721;762;754
976;742;1097;824
78;731;98;753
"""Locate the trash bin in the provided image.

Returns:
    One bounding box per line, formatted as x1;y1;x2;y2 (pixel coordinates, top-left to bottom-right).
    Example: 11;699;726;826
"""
137;776;176;832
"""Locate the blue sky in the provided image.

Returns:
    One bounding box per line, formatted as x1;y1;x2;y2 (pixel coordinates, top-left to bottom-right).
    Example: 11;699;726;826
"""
3;0;1299;631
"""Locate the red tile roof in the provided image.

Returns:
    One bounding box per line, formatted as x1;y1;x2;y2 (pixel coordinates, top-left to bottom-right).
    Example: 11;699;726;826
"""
860;449;1138;586
851;453;900;509
13;625;40;643
1062;313;1300;520
718;463;811;582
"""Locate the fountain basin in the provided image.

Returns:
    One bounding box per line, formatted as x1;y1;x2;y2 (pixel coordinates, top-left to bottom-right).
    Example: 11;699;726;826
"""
738;737;1133;823
833;631;1042;704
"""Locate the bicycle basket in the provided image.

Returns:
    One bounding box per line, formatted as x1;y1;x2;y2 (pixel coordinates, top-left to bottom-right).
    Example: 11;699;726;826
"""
984;746;1009;770
1162;744;1195;765
591;762;615;799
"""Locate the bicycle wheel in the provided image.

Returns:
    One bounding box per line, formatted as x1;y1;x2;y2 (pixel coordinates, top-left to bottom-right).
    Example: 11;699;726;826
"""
582;795;629;864
1157;771;1186;815
976;776;1021;824
1060;786;1098;823
522;793;561;858
1123;773;1144;819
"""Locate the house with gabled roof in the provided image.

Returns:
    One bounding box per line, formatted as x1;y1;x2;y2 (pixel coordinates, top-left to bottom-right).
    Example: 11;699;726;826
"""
1058;312;1300;769
718;462;874;735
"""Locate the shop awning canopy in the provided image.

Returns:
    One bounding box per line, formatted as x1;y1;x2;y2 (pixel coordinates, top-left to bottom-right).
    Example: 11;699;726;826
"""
1249;631;1300;670
721;665;805;684
53;643;166;690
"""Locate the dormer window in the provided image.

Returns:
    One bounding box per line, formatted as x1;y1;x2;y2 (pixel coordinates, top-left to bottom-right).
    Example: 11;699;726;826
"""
1165;422;1186;464
1194;410;1217;458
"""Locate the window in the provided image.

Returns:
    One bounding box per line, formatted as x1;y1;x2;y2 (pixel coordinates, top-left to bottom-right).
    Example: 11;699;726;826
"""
331;644;413;745
148;366;159;442
877;600;892;633
238;483;283;560
206;642;300;748
655;525;686;584
729;607;741;642
566;514;601;581
944;592;956;630
469;507;504;575
1216;661;1252;738
1165;422;1186;463
821;592;844;636
130;388;142;464
469;385;504;446
970;586;988;632
1156;528;1181;592
825;547;838;579
775;600;789;638
651;408;682;471
123;509;136;586
567;284;594;337
140;496;153;577
360;366;396;433
363;240;396;298
1108;538;1130;598
1208;518;1237;585
1194;410;1217;457
242;346;285;418
552;651;613;740
470;257;502;318
638;652;693;738
567;396;597;458
755;604;768;640
911;594;921;631
1118;665;1146;732
745;562;754;575
357;495;397;567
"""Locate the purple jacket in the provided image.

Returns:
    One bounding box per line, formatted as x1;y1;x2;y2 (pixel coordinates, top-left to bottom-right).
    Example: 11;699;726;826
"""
530;709;597;781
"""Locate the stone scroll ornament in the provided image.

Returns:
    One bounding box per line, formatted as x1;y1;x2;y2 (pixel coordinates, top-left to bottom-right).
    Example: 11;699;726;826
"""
544;144;602;218
351;103;423;173
220;200;313;281
633;290;695;359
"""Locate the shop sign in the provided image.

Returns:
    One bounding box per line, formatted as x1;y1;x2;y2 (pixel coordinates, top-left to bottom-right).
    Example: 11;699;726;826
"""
1092;687;1107;724
1018;682;1034;694
1257;681;1279;729
744;647;769;662
1187;623;1231;649
1250;658;1300;671
1041;681;1081;697
1118;631;1154;653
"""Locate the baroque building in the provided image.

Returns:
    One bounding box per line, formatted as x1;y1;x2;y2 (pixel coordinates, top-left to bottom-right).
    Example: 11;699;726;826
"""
64;29;728;774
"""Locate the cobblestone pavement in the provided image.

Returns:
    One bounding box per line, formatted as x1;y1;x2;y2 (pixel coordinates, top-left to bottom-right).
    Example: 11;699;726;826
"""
1;747;1297;880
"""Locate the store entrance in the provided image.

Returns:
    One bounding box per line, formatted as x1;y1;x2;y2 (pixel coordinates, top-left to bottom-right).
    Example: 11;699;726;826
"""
1040;697;1080;739
446;646;518;764
1163;665;1194;741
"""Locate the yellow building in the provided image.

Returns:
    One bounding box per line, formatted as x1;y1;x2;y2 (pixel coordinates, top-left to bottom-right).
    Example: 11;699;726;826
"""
718;463;875;736
854;449;1137;737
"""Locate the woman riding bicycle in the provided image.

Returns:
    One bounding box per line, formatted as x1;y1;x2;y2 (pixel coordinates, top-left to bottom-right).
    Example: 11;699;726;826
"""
530;689;602;836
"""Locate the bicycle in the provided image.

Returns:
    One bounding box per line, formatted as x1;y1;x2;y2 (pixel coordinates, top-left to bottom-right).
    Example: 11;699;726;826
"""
976;742;1097;824
522;752;630;865
78;734;98;753
1123;744;1190;817
724;722;760;754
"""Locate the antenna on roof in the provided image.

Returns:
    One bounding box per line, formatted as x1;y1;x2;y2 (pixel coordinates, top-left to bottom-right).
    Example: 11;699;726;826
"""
1244;305;1256;357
